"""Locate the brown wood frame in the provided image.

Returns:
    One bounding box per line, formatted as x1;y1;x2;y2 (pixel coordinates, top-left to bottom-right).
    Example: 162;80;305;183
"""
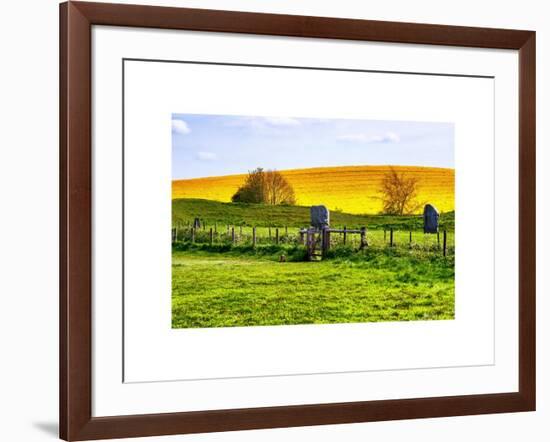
60;1;536;440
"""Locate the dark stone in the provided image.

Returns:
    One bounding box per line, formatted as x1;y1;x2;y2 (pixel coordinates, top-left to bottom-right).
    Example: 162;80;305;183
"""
310;205;330;229
423;204;440;233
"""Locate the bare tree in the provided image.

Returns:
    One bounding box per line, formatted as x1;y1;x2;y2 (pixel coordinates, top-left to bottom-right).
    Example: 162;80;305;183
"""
232;168;296;205
263;170;296;205
380;168;422;215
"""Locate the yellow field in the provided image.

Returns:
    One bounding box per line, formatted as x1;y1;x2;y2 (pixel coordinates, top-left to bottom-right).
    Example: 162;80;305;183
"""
172;165;454;215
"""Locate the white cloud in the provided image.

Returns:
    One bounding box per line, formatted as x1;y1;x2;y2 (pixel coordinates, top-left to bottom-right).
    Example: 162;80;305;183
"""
196;151;217;161
337;131;400;144
337;134;370;142
372;132;401;143
224;116;301;128
172;118;190;135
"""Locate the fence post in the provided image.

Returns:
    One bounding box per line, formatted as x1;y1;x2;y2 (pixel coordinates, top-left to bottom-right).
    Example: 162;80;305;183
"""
275;228;279;245
390;228;394;247
191;227;195;243
437;231;440;248
285;226;288;236
384;229;387;242
231;227;235;244
360;227;367;249
252;227;257;248
214;223;217;233
321;227;331;254
343;226;347;245
443;230;447;257
209;227;213;245
409;230;412;248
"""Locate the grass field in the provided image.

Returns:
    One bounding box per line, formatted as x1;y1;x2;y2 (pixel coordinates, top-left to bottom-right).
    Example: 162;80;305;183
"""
173;198;455;231
171;204;455;328
172;249;455;328
172;165;455;215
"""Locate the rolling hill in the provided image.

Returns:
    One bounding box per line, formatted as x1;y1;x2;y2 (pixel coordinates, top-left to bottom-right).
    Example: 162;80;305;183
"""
172;198;455;230
172;165;454;215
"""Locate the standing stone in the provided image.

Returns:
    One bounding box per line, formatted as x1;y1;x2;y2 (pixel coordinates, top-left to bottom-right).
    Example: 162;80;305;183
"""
423;204;440;234
310;205;330;229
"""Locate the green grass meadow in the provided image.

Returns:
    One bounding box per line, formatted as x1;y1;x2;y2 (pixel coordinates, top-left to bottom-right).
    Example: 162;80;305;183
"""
173;198;455;230
171;198;455;329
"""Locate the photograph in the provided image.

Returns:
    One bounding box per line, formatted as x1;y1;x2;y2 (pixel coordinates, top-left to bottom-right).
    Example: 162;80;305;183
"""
171;113;455;328
50;2;536;439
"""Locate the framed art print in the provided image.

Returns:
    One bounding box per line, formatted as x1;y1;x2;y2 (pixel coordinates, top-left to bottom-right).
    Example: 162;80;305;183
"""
60;2;536;440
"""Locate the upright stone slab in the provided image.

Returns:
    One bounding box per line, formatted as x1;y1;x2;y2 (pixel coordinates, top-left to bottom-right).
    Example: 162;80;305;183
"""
423;204;440;234
310;205;330;229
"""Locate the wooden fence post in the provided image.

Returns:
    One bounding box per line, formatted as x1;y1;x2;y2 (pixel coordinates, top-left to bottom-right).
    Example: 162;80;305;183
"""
443;230;447;257
191;227;195;243
321;227;331;254
209;227;213;245
231;227;235;244
360;227;367;249
275;228;279;245
214;223;217;233
409;230;412;248
390;228;394;247
437;231;440;248
343;226;347;245
285;226;288;236
252;227;257;247
384;229;387;242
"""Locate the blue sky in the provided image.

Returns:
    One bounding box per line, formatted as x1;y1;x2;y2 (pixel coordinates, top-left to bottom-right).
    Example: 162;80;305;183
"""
172;113;454;179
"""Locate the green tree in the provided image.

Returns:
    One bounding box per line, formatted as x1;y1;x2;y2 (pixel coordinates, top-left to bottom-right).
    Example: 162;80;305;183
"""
232;168;296;205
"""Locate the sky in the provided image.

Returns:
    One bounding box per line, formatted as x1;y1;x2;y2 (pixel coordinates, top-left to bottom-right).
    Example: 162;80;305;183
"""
172;113;454;180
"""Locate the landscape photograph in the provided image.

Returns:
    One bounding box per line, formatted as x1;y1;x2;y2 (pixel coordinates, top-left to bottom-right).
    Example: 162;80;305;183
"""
171;114;455;328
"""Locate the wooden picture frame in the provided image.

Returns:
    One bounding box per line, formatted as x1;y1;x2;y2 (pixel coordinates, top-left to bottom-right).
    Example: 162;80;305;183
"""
60;1;536;440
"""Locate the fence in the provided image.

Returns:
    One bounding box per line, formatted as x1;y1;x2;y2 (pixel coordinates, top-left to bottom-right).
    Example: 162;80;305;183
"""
172;222;453;258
